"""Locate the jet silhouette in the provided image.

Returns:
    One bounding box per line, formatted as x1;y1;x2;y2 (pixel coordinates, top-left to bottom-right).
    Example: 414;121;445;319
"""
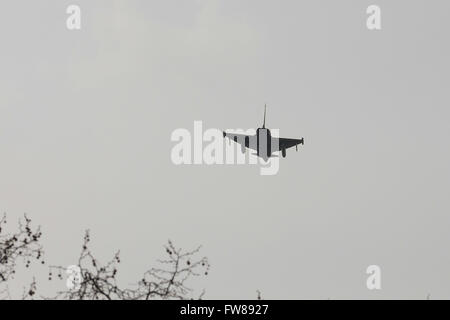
223;105;304;161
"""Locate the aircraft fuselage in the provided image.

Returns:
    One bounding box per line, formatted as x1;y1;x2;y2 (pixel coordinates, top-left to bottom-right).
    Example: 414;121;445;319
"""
256;127;272;159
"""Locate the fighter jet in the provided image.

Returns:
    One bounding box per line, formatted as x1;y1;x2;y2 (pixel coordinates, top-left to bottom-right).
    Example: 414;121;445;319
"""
223;105;304;161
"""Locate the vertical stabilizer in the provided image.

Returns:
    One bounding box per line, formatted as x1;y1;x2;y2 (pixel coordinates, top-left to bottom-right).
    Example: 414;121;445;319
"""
262;104;267;128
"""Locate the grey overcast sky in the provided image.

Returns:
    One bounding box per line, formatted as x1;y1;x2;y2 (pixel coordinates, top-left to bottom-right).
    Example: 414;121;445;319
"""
1;0;450;299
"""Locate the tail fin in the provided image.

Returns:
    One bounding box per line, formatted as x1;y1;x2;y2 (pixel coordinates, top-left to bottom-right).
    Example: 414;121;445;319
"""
262;104;267;128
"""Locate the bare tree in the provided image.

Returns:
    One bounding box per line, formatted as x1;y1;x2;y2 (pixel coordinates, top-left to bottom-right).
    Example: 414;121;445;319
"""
0;214;44;298
49;230;210;300
1;214;209;300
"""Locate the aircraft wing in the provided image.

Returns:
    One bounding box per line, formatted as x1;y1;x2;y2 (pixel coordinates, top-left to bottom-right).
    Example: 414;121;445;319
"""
223;132;258;151
275;137;304;151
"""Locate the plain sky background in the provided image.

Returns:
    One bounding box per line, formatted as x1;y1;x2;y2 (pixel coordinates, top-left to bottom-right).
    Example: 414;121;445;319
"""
1;0;450;299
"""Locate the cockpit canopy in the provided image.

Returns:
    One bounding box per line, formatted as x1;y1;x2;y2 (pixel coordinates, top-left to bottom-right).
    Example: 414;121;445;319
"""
256;127;271;137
